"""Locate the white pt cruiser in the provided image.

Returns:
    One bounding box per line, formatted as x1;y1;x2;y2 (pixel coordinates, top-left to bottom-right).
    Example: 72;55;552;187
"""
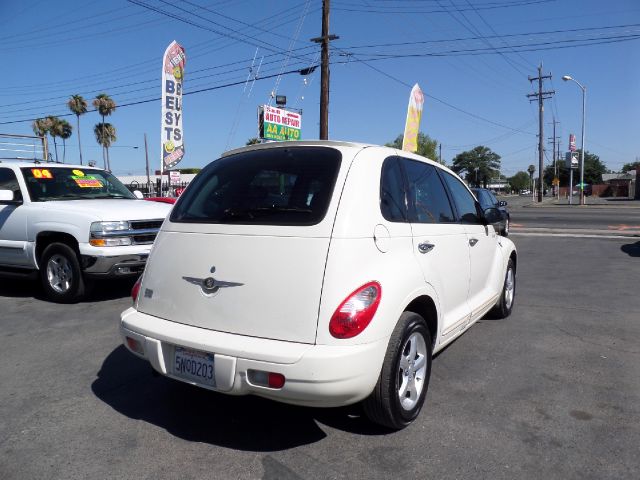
120;141;517;429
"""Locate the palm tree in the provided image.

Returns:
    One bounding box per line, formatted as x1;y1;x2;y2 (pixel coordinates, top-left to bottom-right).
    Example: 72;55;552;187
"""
92;94;116;170
32;118;51;161
58;119;73;163
45;116;61;162
67;94;87;165
94;123;117;171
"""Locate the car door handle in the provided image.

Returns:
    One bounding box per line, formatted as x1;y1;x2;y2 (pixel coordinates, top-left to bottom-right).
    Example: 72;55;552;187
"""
418;242;435;254
469;238;479;247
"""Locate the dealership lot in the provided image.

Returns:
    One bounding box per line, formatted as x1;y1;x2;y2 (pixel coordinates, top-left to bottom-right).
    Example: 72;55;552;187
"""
1;233;639;480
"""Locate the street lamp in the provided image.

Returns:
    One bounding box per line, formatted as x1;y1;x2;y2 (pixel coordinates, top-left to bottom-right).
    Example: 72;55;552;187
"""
562;75;586;206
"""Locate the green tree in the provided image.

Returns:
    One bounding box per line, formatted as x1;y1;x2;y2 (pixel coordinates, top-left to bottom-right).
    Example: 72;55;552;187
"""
178;168;201;174
543;150;607;186
508;171;530;192
68;94;88;165
92;93;116;170
621;161;640;173
386;132;440;162
246;138;260;146
93;123;117;171
451;146;501;187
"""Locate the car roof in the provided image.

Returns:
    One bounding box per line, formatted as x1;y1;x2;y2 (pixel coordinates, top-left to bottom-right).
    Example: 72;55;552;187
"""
221;139;454;175
221;140;373;158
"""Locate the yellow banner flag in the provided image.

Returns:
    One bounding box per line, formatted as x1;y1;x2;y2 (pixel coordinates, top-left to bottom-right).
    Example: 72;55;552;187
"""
402;83;424;153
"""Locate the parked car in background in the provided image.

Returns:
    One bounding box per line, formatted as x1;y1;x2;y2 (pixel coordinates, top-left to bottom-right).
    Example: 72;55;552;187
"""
144;197;177;204
121;141;517;430
472;188;510;236
0;161;171;302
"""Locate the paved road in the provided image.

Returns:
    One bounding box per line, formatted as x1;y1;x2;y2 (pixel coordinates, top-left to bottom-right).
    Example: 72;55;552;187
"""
1;234;639;480
502;196;640;236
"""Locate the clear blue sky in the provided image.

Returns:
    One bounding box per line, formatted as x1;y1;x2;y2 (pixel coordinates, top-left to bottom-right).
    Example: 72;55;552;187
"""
1;0;639;177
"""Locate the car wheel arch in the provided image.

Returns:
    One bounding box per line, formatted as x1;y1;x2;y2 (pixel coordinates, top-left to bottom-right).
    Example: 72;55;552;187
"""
403;295;438;351
36;231;80;269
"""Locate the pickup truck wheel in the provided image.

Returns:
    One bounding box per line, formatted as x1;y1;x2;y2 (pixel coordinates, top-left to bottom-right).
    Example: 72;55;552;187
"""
40;242;85;303
363;312;432;430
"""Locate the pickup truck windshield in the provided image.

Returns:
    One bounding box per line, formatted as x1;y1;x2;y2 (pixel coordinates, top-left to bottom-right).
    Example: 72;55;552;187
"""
21;167;136;201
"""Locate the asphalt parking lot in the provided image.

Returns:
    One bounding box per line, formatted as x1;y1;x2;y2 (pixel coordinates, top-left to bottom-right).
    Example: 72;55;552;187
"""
1;234;639;480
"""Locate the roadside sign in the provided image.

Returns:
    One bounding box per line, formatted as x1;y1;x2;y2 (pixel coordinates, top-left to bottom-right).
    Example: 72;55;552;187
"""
552;177;560;186
169;170;181;185
565;152;578;169
259;105;301;141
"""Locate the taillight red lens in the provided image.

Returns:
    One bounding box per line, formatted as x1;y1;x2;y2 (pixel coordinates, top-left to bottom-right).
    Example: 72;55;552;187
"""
329;282;381;339
131;276;142;304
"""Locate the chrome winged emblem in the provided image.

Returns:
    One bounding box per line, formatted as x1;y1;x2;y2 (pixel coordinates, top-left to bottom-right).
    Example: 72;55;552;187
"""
182;266;243;295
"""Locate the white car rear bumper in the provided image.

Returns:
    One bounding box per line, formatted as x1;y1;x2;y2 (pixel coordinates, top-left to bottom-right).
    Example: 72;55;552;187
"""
120;307;388;408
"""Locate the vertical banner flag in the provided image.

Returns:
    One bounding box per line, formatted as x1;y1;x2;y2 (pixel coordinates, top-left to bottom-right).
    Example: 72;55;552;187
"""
162;41;186;171
402;83;425;153
569;133;576;151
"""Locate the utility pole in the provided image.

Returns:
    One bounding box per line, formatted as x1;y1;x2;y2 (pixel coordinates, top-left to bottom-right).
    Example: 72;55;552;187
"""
548;118;560;199
527;63;554;203
144;133;151;196
311;0;338;140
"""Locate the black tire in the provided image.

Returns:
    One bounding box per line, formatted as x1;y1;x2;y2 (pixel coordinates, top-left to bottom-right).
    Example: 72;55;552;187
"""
364;312;432;430
40;242;86;303
491;258;515;319
503;217;510;237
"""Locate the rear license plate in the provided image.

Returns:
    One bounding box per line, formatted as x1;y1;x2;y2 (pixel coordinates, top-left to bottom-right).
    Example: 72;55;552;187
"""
173;347;216;387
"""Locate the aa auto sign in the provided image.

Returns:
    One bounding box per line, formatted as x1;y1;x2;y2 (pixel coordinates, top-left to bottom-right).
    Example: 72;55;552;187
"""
162;41;186;170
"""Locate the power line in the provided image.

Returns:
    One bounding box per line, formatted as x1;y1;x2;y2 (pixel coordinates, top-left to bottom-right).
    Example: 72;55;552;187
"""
0;68;308;126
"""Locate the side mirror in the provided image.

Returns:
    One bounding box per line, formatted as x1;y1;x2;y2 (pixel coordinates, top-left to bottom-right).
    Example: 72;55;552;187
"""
498;200;507;207
133;190;144;199
483;207;502;224
0;189;22;205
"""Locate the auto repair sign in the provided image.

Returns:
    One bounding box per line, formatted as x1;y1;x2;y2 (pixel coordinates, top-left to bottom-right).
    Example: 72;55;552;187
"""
261;105;301;141
162;41;186;170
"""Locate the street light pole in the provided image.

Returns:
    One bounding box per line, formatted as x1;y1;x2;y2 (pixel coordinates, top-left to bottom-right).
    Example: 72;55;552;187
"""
562;75;587;206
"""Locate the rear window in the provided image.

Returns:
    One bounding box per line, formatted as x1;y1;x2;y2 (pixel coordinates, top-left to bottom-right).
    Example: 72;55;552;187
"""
170;146;342;225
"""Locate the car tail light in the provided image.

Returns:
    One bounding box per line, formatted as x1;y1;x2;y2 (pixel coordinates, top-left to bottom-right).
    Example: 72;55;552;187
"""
247;370;286;389
131;276;142;304
329;282;381;339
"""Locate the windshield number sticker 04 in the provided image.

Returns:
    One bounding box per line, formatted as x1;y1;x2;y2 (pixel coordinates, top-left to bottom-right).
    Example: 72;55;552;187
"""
174;347;216;387
31;168;53;179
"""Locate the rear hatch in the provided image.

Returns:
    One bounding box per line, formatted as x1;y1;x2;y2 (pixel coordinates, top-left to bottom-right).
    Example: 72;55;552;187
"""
136;145;347;344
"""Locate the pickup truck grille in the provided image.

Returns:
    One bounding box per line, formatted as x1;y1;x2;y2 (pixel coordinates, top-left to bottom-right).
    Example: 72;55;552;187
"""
130;220;164;230
128;219;164;245
132;234;157;245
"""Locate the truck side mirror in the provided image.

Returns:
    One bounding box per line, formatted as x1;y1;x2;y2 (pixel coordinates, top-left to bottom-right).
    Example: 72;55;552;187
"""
0;189;22;205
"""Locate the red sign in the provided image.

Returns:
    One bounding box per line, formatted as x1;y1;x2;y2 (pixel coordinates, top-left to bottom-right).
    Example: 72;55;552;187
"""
569;134;576;152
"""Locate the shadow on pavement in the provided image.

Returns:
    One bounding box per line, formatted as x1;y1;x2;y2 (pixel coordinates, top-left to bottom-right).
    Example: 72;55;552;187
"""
0;277;36;298
92;346;389;451
0;275;136;302
621;241;640;257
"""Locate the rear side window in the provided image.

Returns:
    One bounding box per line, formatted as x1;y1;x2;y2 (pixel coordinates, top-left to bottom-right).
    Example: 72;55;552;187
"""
401;159;455;223
440;171;481;224
171;147;341;225
380;157;408;222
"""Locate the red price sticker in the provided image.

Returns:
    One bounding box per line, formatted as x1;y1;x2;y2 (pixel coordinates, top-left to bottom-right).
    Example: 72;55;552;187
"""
31;169;53;179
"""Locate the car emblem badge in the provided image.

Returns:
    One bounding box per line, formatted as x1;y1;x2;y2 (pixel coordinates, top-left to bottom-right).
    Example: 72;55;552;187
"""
182;266;244;297
202;277;217;293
